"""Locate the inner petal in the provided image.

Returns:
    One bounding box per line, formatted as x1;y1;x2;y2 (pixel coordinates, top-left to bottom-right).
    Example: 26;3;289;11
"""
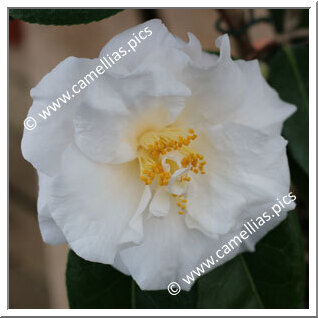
149;188;170;217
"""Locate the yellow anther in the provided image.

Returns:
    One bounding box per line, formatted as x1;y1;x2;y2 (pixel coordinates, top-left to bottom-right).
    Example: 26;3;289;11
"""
137;127;206;186
178;211;184;215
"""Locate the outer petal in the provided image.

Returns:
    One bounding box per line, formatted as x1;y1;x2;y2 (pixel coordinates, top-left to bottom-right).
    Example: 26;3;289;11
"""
180;34;296;134
117;207;212;291
99;19;183;75
37;172;66;245
21;57;100;176
232;59;296;135
186;123;293;237
47;144;148;264
21;19;190;175
177;32;219;68
116;202;292;291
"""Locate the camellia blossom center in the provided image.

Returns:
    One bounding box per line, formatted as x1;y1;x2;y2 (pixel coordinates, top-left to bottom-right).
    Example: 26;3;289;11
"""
137;126;206;214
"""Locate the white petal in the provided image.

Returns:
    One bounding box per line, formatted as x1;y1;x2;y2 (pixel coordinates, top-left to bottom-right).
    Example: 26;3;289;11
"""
99;19;182;75
175;32;219;69
21;57;98;176
113;254;130;276
186;123;292;237
120;186;152;245
37;172;66;245
180;33;202;61
149;188;170;217
74;66;190;164
118;208;211;291
117;201;293;291
47;144;146;264
179;34;295;134
215;34;231;61
233;59;296;134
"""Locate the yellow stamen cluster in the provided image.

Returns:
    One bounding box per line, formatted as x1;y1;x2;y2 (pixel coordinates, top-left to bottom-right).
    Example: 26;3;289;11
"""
137;128;206;195
144;129;197;159
181;153;206;175
139;163;170;185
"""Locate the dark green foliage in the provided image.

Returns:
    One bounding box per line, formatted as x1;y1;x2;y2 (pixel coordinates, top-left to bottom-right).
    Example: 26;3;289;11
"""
9;9;123;25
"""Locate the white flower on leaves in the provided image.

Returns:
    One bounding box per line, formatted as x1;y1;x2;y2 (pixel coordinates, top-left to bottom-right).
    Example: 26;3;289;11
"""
22;19;296;291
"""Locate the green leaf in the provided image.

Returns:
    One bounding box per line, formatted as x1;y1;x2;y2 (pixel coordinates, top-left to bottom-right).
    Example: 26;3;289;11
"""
9;9;123;25
66;212;305;308
66;250;198;309
66;250;131;309
197;211;306;308
288;149;309;203
135;282;198;309
268;45;309;175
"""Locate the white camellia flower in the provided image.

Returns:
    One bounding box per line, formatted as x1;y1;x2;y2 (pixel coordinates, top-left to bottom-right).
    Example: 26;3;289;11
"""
22;19;296;291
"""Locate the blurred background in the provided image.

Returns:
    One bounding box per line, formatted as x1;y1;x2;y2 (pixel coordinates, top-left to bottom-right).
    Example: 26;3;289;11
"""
9;8;309;308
